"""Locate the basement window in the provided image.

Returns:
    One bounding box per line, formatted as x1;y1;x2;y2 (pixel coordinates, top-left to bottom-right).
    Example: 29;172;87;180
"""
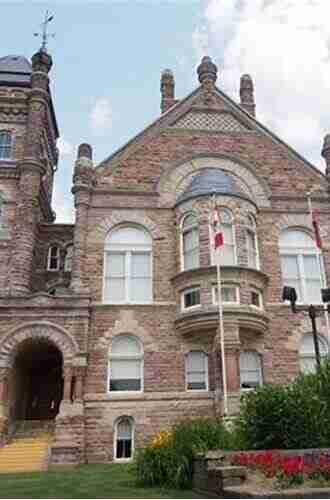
115;417;134;460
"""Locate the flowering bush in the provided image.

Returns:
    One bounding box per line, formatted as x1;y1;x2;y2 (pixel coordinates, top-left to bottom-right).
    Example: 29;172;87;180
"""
136;418;236;488
230;450;330;489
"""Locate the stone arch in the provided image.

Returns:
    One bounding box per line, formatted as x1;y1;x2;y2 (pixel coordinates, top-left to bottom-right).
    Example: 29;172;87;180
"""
0;321;79;368
90;209;162;242
158;154;271;208
276;214;316;238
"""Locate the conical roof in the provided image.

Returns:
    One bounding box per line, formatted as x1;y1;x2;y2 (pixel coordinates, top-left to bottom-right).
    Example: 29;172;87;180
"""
0;55;31;85
177;168;248;204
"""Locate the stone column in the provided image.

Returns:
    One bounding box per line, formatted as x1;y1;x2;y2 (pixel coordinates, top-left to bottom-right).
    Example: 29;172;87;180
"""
225;343;241;392
10;50;52;294
70;144;94;294
62;366;73;402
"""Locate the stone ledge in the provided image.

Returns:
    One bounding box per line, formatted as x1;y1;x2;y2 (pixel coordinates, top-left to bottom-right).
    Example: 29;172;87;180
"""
222;485;330;499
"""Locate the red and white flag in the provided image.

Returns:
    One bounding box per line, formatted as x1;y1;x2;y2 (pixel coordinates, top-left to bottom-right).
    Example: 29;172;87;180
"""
212;205;224;249
311;208;322;250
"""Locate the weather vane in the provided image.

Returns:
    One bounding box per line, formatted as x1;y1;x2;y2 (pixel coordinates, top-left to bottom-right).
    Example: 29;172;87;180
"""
34;10;55;52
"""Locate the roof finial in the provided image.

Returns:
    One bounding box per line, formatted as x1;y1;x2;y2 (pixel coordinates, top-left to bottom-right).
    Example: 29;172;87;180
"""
34;10;55;53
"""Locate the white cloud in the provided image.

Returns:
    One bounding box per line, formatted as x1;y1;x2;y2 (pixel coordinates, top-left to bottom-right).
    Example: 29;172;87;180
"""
90;96;112;135
57;137;74;157
197;0;330;168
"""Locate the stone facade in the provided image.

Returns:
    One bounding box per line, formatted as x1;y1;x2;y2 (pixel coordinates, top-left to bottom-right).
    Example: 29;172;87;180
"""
0;50;330;465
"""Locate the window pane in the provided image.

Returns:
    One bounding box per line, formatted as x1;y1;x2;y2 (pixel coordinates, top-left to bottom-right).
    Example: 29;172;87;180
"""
117;419;132;440
131;253;150;277
104;277;125;302
223;225;233;244
214;286;237;303
106;252;125;277
183;289;200;308
110;360;141;391
130;277;152;302
222;245;235;265
247;231;257;268
240;352;262;389
303;255;319;277
186;352;207;390
281;255;299;278
112;335;141;355
305;279;321;303
116;439;132;459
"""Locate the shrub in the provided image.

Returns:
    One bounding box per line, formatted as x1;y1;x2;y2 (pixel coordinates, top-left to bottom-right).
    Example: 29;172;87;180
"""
136;417;236;489
236;358;330;450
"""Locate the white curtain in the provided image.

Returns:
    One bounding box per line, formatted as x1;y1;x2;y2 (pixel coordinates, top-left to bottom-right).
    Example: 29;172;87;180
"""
240;351;262;388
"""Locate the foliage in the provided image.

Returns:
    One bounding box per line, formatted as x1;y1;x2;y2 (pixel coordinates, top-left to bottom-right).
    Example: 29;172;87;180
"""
236;358;330;450
136;417;235;489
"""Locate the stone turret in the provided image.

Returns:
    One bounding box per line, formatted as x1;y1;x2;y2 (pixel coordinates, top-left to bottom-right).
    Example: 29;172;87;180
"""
70;143;95;293
10;49;53;294
160;69;177;113
322;134;330;178
240;74;255;117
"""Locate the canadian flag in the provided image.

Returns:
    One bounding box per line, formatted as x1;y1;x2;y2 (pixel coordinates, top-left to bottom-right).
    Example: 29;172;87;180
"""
311;209;322;249
212;206;224;249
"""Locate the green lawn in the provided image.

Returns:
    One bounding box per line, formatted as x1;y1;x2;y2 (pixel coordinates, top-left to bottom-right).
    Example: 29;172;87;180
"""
0;463;206;499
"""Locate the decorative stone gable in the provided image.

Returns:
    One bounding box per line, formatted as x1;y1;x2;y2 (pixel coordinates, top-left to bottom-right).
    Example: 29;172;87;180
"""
171;110;249;133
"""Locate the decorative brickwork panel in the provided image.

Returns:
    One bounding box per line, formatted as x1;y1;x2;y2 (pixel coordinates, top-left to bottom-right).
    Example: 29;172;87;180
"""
172;111;248;132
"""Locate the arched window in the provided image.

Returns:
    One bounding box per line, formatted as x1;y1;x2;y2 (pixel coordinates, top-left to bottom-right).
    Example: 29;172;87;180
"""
246;214;259;269
115;417;134;460
240;351;263;390
279;229;322;303
109;335;143;392
104;226;152;303
64;245;73;272
0;131;12;160
211;208;236;266
185;351;208;391
181;213;199;271
299;334;328;373
47;246;60;271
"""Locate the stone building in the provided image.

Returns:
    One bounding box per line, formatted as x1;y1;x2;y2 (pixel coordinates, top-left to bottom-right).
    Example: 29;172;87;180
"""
0;48;330;465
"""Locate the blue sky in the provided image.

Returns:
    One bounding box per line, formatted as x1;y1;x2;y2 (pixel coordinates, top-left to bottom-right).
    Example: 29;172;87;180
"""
2;1;330;222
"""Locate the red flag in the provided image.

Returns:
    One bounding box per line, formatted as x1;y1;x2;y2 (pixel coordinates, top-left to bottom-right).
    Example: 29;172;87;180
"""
212;207;224;249
312;209;322;249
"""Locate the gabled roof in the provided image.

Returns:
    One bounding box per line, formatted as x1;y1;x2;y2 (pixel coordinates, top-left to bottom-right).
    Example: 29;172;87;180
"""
97;79;324;180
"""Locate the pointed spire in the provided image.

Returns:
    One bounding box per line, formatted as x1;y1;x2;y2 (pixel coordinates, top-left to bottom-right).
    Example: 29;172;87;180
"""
240;74;255;117
197;56;218;85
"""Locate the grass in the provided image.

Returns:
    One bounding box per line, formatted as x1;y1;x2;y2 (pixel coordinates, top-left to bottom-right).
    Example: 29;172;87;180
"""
0;463;206;499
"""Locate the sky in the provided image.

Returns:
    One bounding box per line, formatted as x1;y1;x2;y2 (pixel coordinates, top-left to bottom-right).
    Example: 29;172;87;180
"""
1;0;330;223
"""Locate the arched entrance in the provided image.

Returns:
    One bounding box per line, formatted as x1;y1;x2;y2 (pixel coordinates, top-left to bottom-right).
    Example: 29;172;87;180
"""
11;338;63;421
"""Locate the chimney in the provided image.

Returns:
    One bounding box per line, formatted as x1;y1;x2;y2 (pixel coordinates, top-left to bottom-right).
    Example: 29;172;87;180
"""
240;74;255;117
322;134;330;178
160;69;177;113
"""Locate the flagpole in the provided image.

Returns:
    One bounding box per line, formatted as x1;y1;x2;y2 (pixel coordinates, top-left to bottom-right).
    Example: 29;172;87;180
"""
307;193;330;340
216;252;228;416
211;196;228;417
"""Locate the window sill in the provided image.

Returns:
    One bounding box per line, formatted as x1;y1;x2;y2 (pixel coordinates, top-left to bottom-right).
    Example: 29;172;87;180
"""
181;305;201;313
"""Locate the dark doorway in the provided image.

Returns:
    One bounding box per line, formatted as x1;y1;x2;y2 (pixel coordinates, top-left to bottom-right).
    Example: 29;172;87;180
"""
12;338;63;420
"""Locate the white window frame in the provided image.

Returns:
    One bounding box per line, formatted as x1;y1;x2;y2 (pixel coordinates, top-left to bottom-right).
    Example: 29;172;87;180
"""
180;213;200;272
181;286;201;311
279;229;324;305
113;416;135;461
240;351;263;391
0;131;12;160
212;284;239;305
47;245;60;271
246;214;260;270
185;351;209;391
103;226;153;304
250;289;263;309
299;333;329;374
64;244;73;272
108;335;144;394
210;208;237;266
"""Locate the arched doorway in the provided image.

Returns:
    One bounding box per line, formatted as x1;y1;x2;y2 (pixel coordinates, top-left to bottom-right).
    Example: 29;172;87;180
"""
11;338;63;421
